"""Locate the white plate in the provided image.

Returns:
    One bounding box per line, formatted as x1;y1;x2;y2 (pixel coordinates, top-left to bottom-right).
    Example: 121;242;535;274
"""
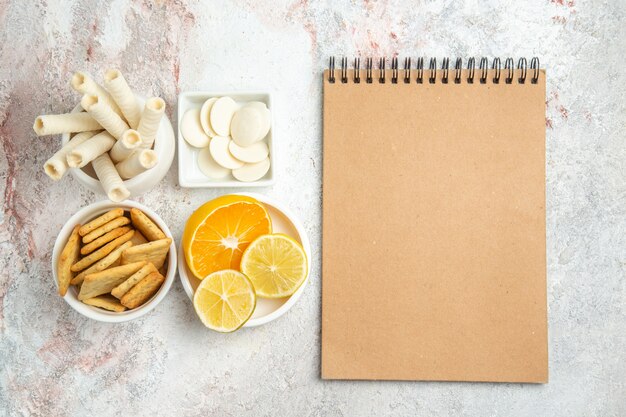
178;193;310;327
62;95;175;199
177;91;275;188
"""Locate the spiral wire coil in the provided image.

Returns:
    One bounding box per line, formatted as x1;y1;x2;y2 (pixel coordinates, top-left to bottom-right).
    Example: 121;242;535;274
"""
328;56;540;84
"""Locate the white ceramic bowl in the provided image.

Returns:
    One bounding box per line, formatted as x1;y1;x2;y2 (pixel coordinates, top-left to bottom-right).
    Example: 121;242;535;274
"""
52;200;177;322
178;193;310;327
177;91;275;188
62;96;175;199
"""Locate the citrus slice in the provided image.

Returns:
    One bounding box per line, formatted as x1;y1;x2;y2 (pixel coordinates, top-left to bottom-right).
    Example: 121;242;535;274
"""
182;195;272;280
240;234;308;298
193;270;256;332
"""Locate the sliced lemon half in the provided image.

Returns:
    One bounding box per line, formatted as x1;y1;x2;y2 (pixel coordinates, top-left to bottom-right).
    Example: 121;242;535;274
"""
193;269;256;332
240;234;308;298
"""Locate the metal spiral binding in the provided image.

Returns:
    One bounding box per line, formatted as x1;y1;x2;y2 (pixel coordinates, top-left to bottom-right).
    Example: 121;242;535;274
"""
416;57;424;83
441;58;449;84
428;58;437;83
518;58;526;84
530;57;540;84
403;57;411;83
366;57;373;83
467;57;475;84
504;58;514;84
391;57;398;84
328;56;541;84
328;56;335;83
454;58;462;84
479;57;488;83
492;58;501;84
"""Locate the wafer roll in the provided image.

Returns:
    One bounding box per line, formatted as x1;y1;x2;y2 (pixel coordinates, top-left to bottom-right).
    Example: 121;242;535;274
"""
104;69;141;129
81;94;129;140
115;149;158;179
33;113;102;136
71;71;124;118
44;131;99;180
92;153;130;202
66;131;116;168
137;97;165;148
109;129;142;163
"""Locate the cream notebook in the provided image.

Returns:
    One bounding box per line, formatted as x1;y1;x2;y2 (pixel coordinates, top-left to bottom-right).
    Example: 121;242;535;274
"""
321;57;547;383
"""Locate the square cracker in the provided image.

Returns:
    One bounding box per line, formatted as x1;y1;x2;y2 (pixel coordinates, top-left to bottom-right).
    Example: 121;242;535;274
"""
129;230;148;246
130;208;166;241
121;238;171;269
81;226;132;255
58;225;81;296
120;271;165;309
70;241;132;286
78;261;146;300
79;208;124;236
71;230;134;272
82;216;131;244
82;294;127;312
111;263;157;299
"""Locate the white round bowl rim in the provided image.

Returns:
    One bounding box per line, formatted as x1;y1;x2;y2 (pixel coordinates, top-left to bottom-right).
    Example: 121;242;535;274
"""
62;96;175;196
52;200;177;323
178;192;311;327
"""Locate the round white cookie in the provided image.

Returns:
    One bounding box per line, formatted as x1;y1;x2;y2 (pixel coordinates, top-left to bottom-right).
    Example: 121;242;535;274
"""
228;140;269;163
209;136;244;169
210;96;237;137
197;146;230;179
245;101;267;110
181;108;210;148
199;97;218;137
232;158;271;182
231;106;263;147
248;105;270;142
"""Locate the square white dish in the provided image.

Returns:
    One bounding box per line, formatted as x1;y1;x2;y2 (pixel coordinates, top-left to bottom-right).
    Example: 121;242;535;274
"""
177;91;275;188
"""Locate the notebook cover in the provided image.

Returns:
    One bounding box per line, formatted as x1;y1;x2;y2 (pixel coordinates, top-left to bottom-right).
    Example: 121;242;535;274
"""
321;69;547;383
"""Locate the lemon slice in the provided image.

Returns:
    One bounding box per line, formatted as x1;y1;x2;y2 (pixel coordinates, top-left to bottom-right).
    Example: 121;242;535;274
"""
193;270;256;332
240;234;308;298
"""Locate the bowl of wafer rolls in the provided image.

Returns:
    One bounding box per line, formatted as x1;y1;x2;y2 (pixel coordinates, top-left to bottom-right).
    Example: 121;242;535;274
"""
52;200;177;322
35;70;175;201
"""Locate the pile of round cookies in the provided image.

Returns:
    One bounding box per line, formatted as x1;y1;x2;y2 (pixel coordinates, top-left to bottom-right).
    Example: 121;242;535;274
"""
181;96;271;182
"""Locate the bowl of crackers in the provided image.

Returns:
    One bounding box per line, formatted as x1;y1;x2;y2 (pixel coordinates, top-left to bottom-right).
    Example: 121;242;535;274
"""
52;200;177;322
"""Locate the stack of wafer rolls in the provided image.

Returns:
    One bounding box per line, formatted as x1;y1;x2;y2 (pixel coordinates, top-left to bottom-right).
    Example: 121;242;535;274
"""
36;70;166;202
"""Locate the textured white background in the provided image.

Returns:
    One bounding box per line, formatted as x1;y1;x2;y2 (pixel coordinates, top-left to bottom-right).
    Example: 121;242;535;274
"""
1;0;625;416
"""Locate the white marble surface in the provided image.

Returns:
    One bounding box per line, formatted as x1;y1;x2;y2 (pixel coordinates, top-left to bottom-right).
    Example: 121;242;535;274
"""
1;0;625;415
